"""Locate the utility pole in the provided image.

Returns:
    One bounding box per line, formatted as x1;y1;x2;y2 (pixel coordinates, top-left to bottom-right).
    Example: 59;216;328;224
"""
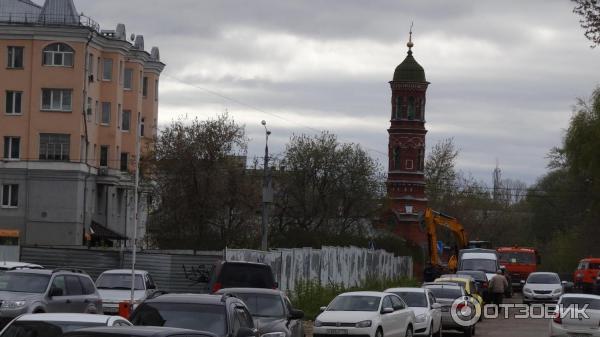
130;112;141;307
261;120;272;251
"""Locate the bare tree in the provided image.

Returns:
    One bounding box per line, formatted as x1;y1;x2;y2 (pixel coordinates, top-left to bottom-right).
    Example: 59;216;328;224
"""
573;0;600;47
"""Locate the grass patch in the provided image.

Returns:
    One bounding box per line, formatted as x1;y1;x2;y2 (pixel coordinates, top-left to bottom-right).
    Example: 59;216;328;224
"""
291;277;419;320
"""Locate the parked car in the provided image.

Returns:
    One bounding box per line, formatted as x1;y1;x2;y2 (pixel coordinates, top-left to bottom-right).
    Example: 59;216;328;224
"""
573;258;600;293
422;282;476;337
130;293;257;337
522;272;564;304
65;326;219;337
96;269;159;314
451;270;489;302
0;313;132;337
384;287;442;337
0;262;43;271
434;276;484;308
313;291;415;337
549;293;600;336
458;248;513;298
208;261;277;293
0;268;102;326
216;288;304;337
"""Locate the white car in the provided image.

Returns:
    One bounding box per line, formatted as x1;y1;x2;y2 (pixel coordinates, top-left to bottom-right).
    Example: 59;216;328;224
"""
0;261;43;271
522;272;563;304
385;288;442;337
0;313;132;336
550;294;600;336
96;269;159;314
458;250;499;281
314;291;415;337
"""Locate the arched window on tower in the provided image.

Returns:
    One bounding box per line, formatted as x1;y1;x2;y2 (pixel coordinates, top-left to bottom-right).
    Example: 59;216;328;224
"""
393;146;401;169
418;148;425;171
407;97;415;120
394;96;402;119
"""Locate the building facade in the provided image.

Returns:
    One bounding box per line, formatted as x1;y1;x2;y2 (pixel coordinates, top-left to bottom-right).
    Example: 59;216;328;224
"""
0;0;165;246
386;36;428;247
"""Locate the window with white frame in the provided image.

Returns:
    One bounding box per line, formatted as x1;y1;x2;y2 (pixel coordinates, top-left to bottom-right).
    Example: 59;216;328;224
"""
122;110;131;131
42;43;74;67
41;89;72;112
1;184;19;208
39;133;70;161
7;47;24;69
3;137;20;160
101;102;111;125
124;68;133;90
102;58;113;80
5;91;22;114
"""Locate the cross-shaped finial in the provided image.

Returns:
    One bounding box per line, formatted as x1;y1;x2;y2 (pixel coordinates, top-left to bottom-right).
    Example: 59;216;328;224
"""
407;22;414;51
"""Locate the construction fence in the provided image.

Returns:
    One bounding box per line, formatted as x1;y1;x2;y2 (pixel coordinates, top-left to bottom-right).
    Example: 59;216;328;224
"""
20;246;412;293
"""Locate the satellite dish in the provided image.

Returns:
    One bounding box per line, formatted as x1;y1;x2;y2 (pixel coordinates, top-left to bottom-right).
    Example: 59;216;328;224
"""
130;34;136;42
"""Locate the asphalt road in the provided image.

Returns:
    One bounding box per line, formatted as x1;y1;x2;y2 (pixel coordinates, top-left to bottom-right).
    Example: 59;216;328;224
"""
444;293;550;337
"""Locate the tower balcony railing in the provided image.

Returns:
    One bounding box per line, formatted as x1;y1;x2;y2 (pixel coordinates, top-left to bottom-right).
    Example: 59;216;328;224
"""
0;12;100;32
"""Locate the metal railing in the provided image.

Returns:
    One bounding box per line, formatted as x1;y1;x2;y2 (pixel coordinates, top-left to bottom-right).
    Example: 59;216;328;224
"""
0;12;100;32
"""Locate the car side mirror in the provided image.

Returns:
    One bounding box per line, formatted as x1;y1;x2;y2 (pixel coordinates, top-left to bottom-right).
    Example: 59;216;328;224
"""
319;306;327;313
236;328;257;337
381;307;394;314
520;280;525;285
289;309;304;320
431;303;442;310
49;287;63;297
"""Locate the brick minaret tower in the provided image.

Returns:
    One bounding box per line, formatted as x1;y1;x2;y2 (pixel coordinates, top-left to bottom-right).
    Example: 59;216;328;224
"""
386;32;429;246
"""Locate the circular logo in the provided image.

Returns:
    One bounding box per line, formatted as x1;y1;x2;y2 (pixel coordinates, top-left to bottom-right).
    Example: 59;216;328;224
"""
450;296;481;327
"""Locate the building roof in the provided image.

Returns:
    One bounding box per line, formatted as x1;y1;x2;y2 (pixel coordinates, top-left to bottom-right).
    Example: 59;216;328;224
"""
393;50;426;82
0;0;42;22
38;0;79;25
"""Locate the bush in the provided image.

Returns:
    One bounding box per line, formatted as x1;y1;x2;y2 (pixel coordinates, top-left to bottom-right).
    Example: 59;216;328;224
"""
291;277;419;320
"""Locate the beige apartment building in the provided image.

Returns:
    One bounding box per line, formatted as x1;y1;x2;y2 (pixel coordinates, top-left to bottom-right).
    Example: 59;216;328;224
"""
0;0;165;246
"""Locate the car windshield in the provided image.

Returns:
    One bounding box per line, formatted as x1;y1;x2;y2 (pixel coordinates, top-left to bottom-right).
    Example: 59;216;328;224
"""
425;287;462;299
560;297;600;310
327;295;380;312
96;274;145;290
0;273;50;293
498;252;536;264
130;302;227;336
235;293;285;318
461;259;497;273
527;274;560;284
0;321;105;337
456;272;486;282
391;292;427;308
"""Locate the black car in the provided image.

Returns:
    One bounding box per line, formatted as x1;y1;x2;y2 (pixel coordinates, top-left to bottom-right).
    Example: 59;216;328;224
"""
130;293;258;337
65;326;217;337
216;288;304;337
456;270;489;301
208;262;278;293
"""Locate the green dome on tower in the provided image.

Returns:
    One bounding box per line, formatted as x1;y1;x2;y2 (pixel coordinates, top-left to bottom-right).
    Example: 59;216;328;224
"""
393;50;426;82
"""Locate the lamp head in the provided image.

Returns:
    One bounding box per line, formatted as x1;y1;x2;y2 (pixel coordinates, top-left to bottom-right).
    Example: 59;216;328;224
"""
261;120;266;126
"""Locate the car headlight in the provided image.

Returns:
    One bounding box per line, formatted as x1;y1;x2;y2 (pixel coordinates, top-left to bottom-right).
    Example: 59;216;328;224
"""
355;320;372;328
261;332;286;337
523;287;532;293
415;314;427;323
553;288;562;294
314;320;323;327
1;300;26;309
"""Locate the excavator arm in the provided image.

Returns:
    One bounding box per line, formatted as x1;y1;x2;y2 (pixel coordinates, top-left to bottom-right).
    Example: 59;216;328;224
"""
424;208;468;267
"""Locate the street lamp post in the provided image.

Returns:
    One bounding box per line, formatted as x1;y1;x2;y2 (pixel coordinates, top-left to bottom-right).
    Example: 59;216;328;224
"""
261;120;272;251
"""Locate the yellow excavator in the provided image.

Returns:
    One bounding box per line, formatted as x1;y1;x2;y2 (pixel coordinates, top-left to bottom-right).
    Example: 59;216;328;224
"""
422;208;469;281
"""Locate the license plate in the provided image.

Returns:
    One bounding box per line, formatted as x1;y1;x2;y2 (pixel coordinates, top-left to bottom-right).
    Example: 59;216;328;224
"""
326;329;348;335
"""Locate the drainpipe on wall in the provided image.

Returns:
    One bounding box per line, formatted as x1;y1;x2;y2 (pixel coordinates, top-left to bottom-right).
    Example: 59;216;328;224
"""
82;31;95;246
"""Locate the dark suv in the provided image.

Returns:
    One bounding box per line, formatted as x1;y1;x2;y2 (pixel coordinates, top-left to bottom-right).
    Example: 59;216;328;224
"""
0;268;102;325
130;293;258;337
208;262;277;293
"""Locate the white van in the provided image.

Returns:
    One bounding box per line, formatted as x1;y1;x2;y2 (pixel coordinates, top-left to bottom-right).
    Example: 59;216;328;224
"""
458;249;500;281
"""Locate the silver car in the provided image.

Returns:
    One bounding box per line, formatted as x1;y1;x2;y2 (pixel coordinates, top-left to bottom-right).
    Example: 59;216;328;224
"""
522;272;564;304
0;313;132;336
95;269;158;315
0;268;102;326
549;294;600;336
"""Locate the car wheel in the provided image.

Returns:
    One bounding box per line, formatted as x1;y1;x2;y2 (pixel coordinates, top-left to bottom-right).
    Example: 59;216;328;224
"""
462;325;473;337
375;327;383;337
405;325;413;337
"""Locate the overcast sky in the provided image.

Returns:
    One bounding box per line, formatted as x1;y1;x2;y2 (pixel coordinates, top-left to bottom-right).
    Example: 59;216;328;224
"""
70;0;599;185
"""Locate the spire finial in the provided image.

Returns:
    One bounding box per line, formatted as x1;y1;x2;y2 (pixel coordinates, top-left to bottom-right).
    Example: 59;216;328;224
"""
407;22;414;52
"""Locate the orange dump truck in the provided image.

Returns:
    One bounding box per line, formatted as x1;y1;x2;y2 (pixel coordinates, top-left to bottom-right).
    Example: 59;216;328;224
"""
497;246;540;289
